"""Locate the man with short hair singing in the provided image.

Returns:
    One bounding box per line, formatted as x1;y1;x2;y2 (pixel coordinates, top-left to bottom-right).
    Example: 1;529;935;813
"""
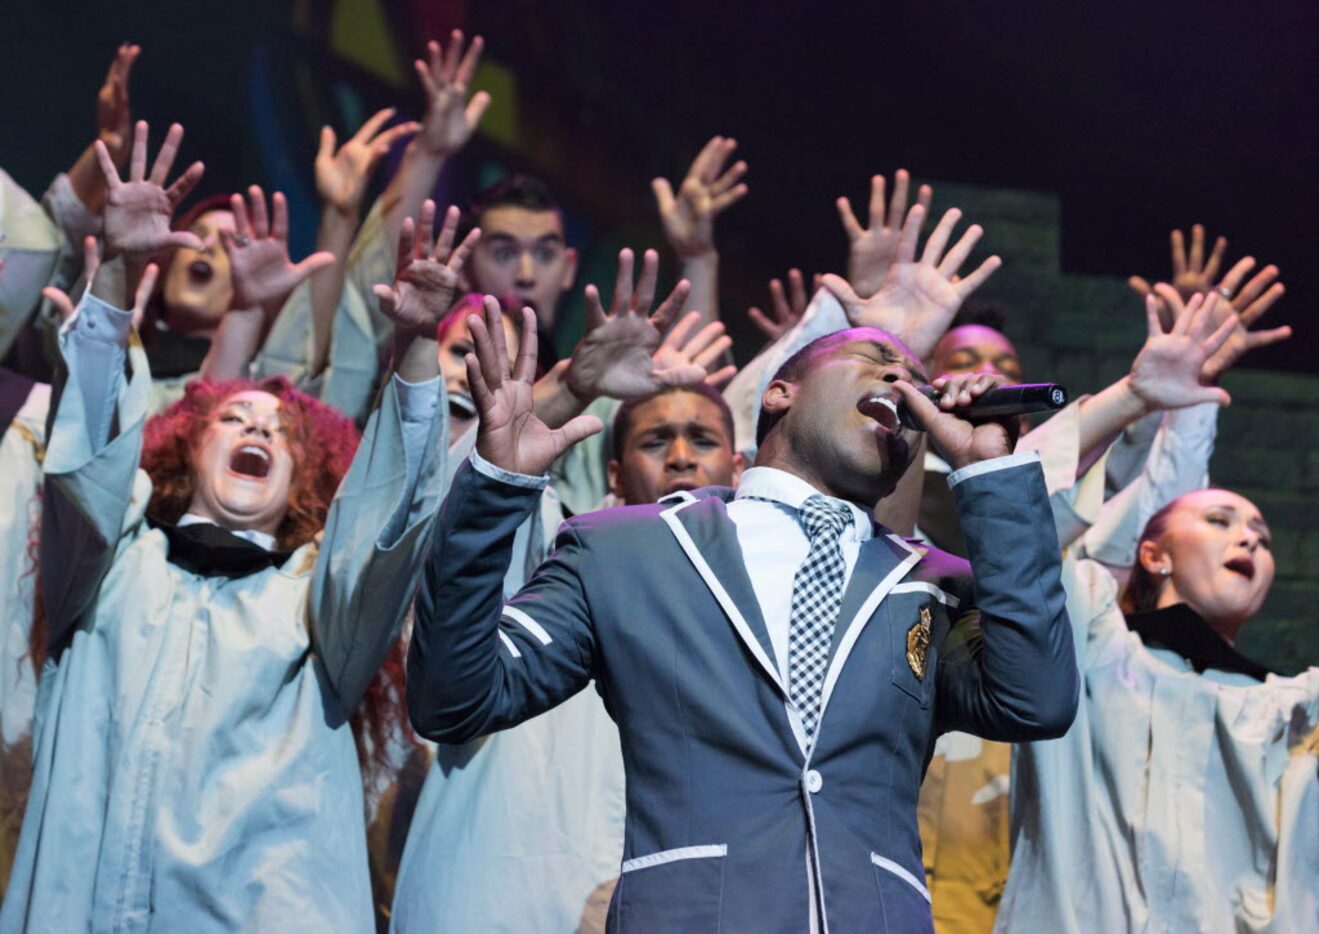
407;300;1079;932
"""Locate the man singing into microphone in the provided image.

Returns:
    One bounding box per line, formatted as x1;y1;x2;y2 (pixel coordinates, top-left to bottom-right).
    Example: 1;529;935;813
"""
407;301;1079;932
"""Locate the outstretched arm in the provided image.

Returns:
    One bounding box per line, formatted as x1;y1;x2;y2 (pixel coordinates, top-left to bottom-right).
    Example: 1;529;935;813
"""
307;109;418;376
310;200;475;710
64;43;140;216
40;120;202;648
408;297;603;742
1019;285;1276;512
652;135;748;325
40;260;157;651
201;186;335;381
379;31;489;255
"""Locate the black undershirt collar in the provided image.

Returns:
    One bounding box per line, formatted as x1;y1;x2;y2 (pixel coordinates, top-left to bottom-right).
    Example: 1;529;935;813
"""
153;519;291;579
1127;603;1271;681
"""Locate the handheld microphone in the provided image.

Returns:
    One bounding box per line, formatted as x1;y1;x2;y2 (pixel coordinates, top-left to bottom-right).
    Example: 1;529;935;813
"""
897;383;1068;430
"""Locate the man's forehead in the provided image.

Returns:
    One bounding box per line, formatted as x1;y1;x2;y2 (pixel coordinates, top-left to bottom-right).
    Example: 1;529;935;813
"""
631;389;724;428
479;205;564;240
826;333;925;376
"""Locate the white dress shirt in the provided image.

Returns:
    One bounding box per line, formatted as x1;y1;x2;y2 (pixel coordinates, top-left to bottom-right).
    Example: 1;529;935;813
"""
726;467;874;682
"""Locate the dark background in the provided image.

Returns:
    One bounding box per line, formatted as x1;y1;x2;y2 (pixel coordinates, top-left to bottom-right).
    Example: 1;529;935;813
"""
5;1;1317;670
5;0;1315;370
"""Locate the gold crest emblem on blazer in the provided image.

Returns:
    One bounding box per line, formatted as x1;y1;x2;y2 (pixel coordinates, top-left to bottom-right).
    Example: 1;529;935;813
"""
907;606;932;680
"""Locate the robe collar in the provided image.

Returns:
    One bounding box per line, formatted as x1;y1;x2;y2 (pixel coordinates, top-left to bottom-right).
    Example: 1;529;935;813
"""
154;518;290;578
1127;603;1271;681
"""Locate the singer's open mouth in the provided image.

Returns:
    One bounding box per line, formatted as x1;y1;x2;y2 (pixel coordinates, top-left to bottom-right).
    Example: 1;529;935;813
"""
857;394;899;433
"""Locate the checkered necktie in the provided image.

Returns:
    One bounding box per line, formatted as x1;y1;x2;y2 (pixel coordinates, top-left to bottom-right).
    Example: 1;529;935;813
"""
788;494;854;746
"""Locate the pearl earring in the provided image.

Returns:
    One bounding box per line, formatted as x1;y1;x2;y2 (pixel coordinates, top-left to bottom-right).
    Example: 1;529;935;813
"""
1159;567;1171;577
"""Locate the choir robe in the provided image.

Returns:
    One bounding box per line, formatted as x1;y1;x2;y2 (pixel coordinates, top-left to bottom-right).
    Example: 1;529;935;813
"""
0;294;447;932
0;374;46;899
0;165;87;898
996;557;1319;933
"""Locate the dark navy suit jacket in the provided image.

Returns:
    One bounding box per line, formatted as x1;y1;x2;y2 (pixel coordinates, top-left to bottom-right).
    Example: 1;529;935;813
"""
408;455;1078;933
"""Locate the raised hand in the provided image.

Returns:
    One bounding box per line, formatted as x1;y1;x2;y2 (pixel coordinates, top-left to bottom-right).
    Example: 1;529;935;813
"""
316;108;419;217
565;248;727;401
45;240;158;332
95;120;205;262
413;30;491;157
96;43;141;168
42;237;103;323
893;373;1015;470
823;204;1002;360
1127;292;1236;411
1152;281;1290;384
373;200;480;334
470;298;602;476
221;186;336;313
836;170;933;299
651;310;738;388
747;268;817;342
1128;224;1229;304
652;136;749;259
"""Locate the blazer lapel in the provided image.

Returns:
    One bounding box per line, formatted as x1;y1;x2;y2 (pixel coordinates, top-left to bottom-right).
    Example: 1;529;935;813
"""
660;497;786;698
813;530;922;741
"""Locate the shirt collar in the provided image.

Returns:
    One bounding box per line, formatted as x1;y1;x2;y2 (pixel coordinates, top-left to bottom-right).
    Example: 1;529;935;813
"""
178;513;277;552
734;466;873;542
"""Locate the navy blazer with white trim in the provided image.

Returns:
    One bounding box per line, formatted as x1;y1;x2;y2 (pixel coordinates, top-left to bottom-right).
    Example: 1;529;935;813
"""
408;455;1078;933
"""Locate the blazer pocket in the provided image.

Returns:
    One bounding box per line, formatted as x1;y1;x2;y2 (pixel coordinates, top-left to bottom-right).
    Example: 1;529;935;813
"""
889;603;937;707
613;844;727;933
871;852;933;933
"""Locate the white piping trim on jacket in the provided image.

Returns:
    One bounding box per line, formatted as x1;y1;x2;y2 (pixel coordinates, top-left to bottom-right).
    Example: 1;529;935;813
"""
660;502;787;698
889;581;960;609
802;774;830;933
502;605;553;645
870;853;932;903
945;449;1040;488
497;631;522;659
621;844;728;873
811;544;922;746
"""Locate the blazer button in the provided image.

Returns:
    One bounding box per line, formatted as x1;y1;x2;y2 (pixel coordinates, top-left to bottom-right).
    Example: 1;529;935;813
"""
805;769;823;794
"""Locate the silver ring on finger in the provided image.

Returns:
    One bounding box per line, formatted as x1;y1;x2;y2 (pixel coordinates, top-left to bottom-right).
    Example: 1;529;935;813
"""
234;235;251;247
1216;285;1233;300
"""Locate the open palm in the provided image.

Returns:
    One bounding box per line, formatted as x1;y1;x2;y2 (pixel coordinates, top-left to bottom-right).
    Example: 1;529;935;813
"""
96;121;205;261
565;248;729;401
414;30;491;157
836;170;933;299
223;186;335;311
374;201;478;332
823;205;1001;360
1128;292;1235;411
471;300;602;476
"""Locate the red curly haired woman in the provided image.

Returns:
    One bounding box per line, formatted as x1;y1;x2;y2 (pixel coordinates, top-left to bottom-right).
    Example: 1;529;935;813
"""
0;124;472;930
